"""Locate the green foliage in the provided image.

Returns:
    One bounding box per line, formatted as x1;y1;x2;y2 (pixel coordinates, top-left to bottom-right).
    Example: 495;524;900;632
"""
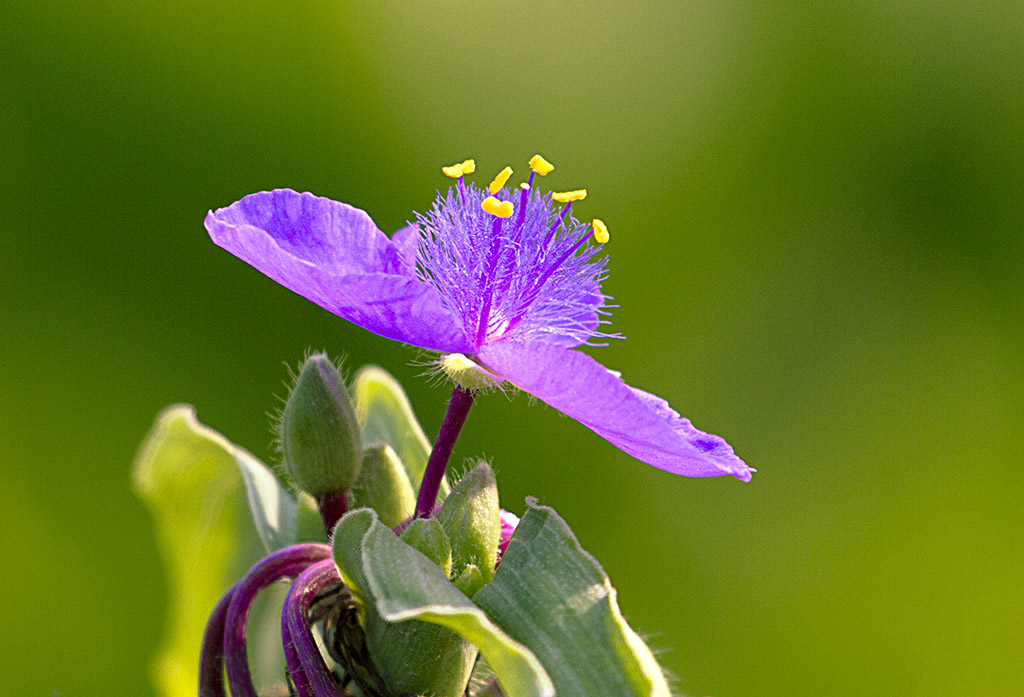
281;354;362;496
475;499;671;697
134;375;667;697
333;509;479;697
131;406;283;697
352;365;450;498
333;508;554;697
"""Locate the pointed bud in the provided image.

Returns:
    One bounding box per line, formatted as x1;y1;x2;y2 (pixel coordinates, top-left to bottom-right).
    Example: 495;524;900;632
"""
351;445;416;528
281;354;362;496
400;517;453;577
437;461;500;583
452;563;485;599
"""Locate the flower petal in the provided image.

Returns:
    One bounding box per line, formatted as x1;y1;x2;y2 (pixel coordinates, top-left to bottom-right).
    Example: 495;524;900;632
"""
207;189;395;275
206;190;471;352
385;224;421;275
477;341;752;481
322;273;473;352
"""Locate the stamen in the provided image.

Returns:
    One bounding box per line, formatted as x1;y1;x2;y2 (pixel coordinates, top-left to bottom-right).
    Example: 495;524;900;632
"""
481;196;514;218
544;201;573;246
514;182;530;230
529;154;554;176
592;218;610;244
442;159;476;178
475;215;504;344
488;166;513;194
552;189;587;203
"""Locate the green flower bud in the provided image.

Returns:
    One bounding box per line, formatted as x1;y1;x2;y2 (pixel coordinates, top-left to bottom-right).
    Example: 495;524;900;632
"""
350;444;416;528
281;354;362;496
452;563;485;599
437;461;500;583
400;517;453;577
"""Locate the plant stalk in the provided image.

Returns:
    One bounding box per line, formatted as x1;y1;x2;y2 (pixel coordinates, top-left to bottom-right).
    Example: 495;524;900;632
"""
415;385;476;518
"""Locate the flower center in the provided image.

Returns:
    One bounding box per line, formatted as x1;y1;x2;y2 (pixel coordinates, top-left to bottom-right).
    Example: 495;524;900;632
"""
414;155;616;351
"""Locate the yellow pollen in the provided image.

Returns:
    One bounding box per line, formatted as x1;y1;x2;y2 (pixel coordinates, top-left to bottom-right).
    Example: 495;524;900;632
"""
592;218;610;244
488;166;514;194
528;154;554;176
552;189;587;203
481;196;514;218
442;159;476;178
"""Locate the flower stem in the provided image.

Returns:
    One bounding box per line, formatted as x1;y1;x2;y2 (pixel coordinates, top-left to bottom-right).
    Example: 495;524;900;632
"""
198;582;238;697
282;616;314;697
316;490;348;537
415;385;476;518
223;544;332;697
283;559;346;697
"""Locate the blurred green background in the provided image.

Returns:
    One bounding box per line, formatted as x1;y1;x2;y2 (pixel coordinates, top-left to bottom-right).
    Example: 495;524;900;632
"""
2;1;1022;695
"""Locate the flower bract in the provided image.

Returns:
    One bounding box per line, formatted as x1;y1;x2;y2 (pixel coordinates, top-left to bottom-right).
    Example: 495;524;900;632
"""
205;157;752;481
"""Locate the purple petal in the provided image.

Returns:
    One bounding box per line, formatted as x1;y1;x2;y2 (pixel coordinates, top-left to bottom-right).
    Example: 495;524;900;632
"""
385;224;421;275
208;189;394;275
477;341;753;481
206;190;471;353
321;273;473;352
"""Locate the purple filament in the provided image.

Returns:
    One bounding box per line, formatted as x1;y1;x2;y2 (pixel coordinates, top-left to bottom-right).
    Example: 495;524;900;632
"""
222;544;332;697
283;559;346;697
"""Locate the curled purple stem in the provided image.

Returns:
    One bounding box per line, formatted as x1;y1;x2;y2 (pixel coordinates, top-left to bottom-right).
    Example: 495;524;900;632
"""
223;544;332;697
282;620;314;697
284;559;346;697
198;582;238;697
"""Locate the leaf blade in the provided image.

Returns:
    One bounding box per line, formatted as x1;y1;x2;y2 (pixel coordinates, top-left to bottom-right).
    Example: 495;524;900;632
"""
474;499;671;697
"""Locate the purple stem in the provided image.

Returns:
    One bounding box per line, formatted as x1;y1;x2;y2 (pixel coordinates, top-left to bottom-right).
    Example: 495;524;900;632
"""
223;544;332;697
415;385;476;518
198;582;238;697
282;619;315;697
317;490;348;538
283;559;346;697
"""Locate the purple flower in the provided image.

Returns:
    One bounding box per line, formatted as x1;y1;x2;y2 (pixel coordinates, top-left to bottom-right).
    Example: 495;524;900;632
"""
498;509;520;561
205;156;752;481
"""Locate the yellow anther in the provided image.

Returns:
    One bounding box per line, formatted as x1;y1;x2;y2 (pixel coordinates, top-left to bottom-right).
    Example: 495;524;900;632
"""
592;219;610;244
481;196;514;218
488;166;514;194
442;159;476;178
528;154;554;176
551;189;587;203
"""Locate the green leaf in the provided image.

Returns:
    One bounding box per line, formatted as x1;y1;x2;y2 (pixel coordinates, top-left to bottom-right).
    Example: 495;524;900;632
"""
333;509;474;697
235;443;300;553
351;444;417;528
437;461;500;583
351;365;449;497
333;509;553;697
474;499;671;697
131;405;287;697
